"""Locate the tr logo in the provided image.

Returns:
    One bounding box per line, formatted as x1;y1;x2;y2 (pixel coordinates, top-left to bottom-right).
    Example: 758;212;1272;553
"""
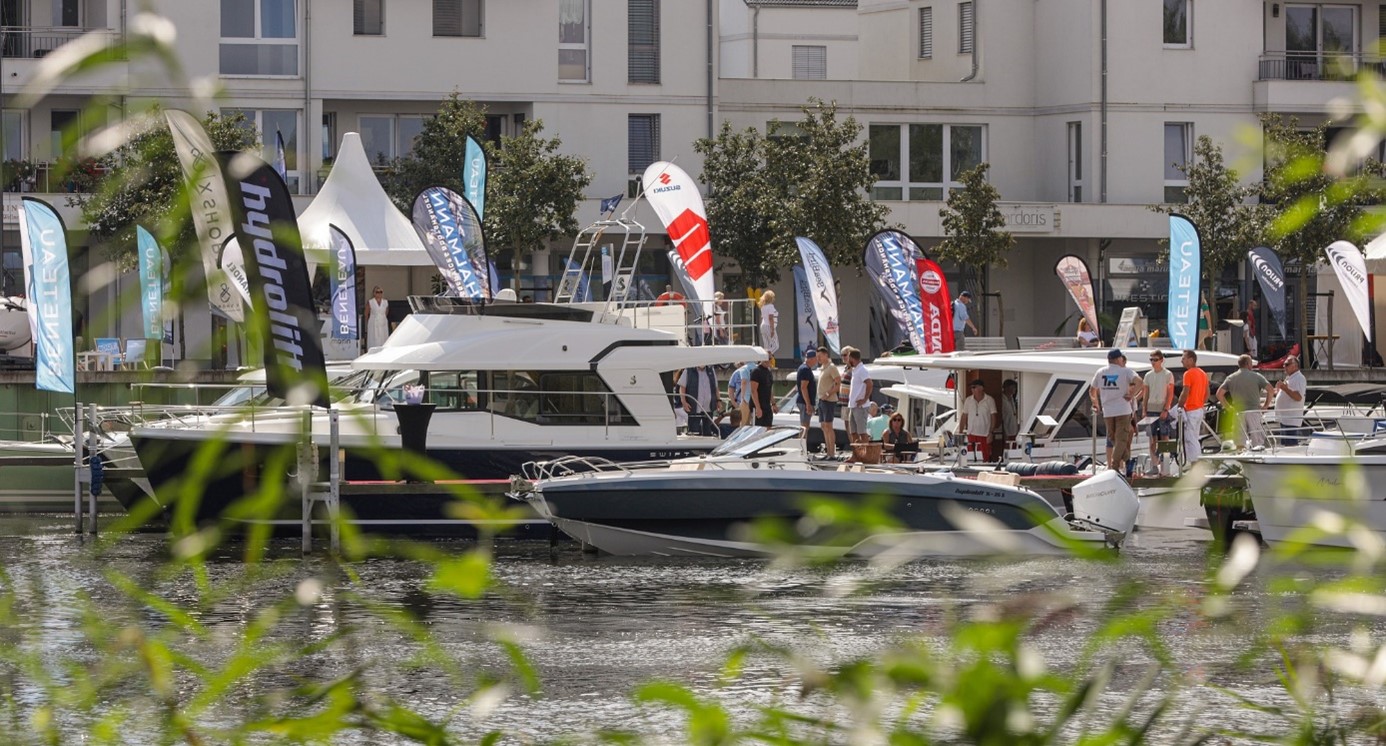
659;173;672;185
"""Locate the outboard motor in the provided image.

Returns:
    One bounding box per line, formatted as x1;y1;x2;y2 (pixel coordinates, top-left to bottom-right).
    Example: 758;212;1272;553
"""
1069;470;1139;542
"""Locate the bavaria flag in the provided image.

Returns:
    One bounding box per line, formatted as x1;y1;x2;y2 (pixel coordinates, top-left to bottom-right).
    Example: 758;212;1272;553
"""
600;194;623;217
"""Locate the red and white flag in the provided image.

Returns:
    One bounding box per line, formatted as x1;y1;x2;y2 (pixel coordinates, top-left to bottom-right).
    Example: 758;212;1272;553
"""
915;257;956;353
643;162;714;311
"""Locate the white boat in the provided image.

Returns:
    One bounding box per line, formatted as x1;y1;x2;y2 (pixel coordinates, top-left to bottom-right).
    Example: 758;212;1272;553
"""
509;427;1140;558
770;363;950;449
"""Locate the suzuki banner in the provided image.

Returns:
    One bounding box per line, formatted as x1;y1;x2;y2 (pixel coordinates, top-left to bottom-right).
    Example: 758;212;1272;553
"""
794;237;841;355
643;161;715;312
136;225;164;340
863;230;929;354
166;110;244;322
915;256;956;353
1324;240;1373;342
792;265;817;355
411;186;488;300
1247;246;1288;337
1167;214;1202;350
1054;255;1100;337
223;156;330;408
17;198;74;394
463;135;487;221
329;224;358;340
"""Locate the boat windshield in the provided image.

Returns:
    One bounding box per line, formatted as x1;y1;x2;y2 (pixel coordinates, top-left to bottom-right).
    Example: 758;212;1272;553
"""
708;426;802;458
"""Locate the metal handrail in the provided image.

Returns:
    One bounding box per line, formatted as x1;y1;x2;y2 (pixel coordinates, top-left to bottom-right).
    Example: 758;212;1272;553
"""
0;26;120;59
1257;52;1386;81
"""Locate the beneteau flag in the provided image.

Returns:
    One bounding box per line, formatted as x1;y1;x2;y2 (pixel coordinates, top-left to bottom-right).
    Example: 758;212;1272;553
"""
1167;214;1202;351
864;230;929;354
411;186;488;300
166;110;244;322
328;225;358;340
642;162;714;311
792;266;817;354
223;155;330;408
795;237;840;355
1247;247;1288;337
136;226;164;340
1054;255;1100;337
17;198;74;394
462;135;487;221
1324;240;1374;342
915;256;956;353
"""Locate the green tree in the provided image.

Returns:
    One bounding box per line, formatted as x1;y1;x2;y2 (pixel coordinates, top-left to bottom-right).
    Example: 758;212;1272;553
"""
1151;135;1268;329
934;162;1014;300
380;92;486;212
695;99;889;287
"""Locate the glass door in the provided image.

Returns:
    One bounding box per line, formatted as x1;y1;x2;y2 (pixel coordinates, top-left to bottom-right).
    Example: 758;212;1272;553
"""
1285;5;1358;79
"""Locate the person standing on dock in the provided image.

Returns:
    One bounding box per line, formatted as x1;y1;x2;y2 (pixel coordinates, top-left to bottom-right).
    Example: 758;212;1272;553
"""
960;379;999;462
1177;350;1210;463
952;291;978;350
1140;351;1176;475
815;347;841;458
1091;349;1140;474
365;286;391;350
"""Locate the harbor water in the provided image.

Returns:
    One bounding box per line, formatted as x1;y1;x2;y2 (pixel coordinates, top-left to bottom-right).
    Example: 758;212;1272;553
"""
1;513;1383;742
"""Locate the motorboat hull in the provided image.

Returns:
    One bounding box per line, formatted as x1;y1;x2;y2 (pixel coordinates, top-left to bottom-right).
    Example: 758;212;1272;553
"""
522;467;1116;557
1238;456;1386;549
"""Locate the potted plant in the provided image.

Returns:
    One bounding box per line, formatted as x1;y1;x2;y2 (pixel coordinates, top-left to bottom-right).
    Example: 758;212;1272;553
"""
1;159;37;192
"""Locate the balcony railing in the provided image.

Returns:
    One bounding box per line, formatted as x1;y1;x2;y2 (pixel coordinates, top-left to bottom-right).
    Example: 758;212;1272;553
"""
1258;52;1386;81
0;26;119;60
2;162;110;193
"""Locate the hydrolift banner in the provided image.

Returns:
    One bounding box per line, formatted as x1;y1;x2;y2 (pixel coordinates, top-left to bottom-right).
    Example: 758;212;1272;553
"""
135;225;164;340
17;198;74;394
1324;240;1374;342
166;110;244;322
643;161;715;313
792;265;817;355
863;230;929;354
223;155;330;408
463;135;487;221
328;224;358;340
1247;246;1288;337
1167;214;1202;351
915;256;956;353
794;237;841;355
1054;255;1100;337
411;186;488;300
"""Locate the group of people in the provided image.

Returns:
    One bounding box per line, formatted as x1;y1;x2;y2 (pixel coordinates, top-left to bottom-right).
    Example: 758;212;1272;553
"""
1089;347;1305;477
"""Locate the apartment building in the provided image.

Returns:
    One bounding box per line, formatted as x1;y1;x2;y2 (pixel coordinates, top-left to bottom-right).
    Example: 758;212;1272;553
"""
0;0;1375;359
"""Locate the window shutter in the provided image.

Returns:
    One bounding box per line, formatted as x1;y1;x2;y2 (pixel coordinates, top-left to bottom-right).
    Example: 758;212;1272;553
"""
792;45;827;80
1380;4;1386;44
433;0;460;36
628;114;660;174
919;7;933;58
628;0;661;84
959;1;974;54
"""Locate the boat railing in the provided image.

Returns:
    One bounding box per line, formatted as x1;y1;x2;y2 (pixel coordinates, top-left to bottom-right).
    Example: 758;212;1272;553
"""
519;455;636;482
0;409;68;442
602;297;766;349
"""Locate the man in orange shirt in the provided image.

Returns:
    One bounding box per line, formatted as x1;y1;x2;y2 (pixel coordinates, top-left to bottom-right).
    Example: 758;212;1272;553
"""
1177;349;1210;463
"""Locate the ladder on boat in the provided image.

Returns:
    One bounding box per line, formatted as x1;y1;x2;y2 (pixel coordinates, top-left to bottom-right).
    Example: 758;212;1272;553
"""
553;218;648;318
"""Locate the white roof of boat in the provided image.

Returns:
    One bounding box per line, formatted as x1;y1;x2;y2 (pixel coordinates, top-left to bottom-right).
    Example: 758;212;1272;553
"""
881;383;954;408
872;348;1242;376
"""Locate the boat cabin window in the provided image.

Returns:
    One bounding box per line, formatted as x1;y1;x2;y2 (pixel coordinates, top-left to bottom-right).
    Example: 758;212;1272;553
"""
426;371;481;411
1033;379;1101;440
488;370;634;426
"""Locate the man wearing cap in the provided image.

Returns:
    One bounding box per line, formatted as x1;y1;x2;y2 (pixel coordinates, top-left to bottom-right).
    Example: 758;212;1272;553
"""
1090;349;1141;475
795;348;818;441
959;379;999;461
952;291;979;350
1139;350;1176;474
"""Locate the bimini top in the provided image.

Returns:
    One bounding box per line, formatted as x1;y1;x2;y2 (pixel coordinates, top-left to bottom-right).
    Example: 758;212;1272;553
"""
875;348;1242;377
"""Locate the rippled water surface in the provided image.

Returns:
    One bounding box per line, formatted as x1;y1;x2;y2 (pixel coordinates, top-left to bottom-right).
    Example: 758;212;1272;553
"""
1;515;1383;743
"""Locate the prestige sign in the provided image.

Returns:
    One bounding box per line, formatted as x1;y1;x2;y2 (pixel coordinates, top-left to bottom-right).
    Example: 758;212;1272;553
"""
1000;204;1056;233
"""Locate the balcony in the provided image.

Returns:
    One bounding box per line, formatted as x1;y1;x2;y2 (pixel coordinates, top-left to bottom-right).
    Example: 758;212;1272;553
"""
1253;52;1375;113
0;26;120;60
1257;52;1385;81
2;161;109;194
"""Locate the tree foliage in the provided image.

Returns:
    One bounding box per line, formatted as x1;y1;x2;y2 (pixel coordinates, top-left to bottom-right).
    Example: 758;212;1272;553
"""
75;109;260;265
695;99;889;287
934;162;1014;276
380;92;487;211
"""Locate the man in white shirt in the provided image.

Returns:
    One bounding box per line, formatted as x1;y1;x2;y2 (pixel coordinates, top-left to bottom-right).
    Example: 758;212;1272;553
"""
1273;355;1307;445
847;349;874;443
959;378;999;462
1090;349;1141;474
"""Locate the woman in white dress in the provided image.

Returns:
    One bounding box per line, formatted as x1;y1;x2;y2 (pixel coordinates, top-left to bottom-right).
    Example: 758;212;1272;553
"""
365;286;390;350
758;290;779;363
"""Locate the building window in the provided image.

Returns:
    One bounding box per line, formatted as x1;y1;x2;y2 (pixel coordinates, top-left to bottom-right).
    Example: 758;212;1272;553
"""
484;114;507;144
958;1;974;54
1163;122;1191;203
2;111;23;162
1286;4;1357;70
869;123;985;201
53;0;80;27
1163;0;1190;47
919;7;933;59
1068;121;1083;203
558;0;590;82
792;45;827;79
354;0;383;35
220;0;299;76
357;114;427;163
628;0;660;84
433;0;482;37
629;114;660;174
226;108;301;192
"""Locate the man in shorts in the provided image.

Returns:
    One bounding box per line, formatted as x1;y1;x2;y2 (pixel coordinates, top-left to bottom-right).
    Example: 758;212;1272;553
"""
1140;350;1176;474
846;348;873;443
815;347;841;458
795;348;817;440
1090;348;1140;475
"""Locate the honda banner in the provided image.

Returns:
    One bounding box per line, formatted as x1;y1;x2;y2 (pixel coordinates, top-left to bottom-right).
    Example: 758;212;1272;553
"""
411;186;488;300
1247;246;1288;337
136;225;165;341
1324;240;1373;342
792;265;817;355
1167;214;1202;350
1054;255;1100;337
328;224;358;340
17;198;74;394
166;110;244;322
643;161;714;312
223;156;330;408
794;237;841;355
463;135;487;221
863;230;929;354
915;256;956;353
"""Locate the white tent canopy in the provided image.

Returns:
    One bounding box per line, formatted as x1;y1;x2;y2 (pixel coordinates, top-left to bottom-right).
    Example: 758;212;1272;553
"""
296;132;432;266
1364;231;1386;274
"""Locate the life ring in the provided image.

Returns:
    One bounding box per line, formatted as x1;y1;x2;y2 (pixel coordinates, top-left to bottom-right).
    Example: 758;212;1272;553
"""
654;291;686;307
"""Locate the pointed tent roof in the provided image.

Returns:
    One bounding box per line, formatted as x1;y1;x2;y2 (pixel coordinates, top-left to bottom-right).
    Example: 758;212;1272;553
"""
297;132;432;266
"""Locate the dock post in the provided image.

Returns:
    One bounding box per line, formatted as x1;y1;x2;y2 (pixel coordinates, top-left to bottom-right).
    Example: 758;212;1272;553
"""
328;409;340;553
86;406;99;535
73;402;84;534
